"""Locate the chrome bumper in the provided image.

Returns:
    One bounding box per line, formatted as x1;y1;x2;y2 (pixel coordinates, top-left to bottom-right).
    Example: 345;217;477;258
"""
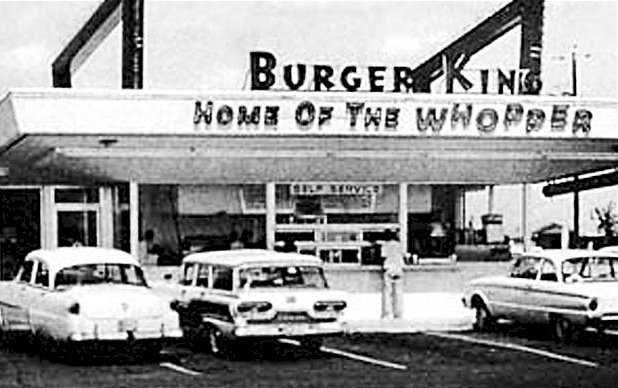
232;321;344;338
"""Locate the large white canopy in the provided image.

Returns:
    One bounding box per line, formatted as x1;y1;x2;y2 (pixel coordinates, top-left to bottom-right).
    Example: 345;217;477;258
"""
0;89;616;185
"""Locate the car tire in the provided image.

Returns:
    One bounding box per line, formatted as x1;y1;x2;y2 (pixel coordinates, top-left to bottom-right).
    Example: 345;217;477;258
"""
473;300;493;332
552;315;573;343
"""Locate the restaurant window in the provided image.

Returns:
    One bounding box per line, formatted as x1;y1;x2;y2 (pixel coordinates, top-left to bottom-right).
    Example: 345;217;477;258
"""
55;188;99;203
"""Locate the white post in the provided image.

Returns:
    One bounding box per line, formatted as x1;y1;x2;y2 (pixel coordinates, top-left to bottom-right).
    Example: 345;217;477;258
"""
129;181;140;258
487;185;495;214
266;182;276;250
399;183;408;260
454;186;465;230
99;186;114;248
40;185;55;249
522;183;530;251
561;220;570;249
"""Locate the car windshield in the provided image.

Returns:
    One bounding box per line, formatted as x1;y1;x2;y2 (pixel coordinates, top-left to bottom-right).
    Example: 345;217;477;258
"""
54;263;148;289
562;256;618;282
239;265;328;289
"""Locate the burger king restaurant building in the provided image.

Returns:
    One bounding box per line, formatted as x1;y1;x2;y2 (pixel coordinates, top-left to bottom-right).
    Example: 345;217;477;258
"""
0;88;615;277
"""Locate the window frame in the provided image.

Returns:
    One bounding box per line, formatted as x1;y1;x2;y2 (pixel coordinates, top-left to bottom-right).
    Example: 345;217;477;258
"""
181;263;198;286
33;260;50;288
17;259;35;284
211;265;234;292
510;256;542;280
196;263;211;288
538;258;559;282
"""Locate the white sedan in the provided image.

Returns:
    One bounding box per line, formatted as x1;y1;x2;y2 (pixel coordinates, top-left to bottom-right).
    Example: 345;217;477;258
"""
0;247;182;353
464;249;618;342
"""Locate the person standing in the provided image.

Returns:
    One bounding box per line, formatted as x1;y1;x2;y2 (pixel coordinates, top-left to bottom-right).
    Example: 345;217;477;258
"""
380;230;406;320
138;229;159;266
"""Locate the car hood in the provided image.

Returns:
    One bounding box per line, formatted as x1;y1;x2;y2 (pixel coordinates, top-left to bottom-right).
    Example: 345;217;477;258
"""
62;284;168;319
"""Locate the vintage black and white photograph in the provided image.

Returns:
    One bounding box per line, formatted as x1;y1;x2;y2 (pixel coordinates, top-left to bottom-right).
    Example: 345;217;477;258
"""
0;0;617;387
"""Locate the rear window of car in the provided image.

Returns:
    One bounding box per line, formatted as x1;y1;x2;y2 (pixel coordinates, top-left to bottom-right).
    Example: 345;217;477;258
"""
239;265;327;289
563;256;618;282
55;263;148;289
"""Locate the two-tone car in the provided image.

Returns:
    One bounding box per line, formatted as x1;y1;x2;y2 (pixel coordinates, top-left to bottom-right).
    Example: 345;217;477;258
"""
0;247;182;355
166;249;347;356
464;249;618;342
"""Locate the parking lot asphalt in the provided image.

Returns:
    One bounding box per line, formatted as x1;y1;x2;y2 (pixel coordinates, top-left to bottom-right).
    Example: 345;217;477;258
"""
2;329;618;388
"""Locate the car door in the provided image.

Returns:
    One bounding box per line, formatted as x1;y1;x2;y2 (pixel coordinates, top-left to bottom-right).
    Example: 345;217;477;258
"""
526;258;562;323
28;260;56;335
175;263;200;312
3;259;35;330
499;256;541;322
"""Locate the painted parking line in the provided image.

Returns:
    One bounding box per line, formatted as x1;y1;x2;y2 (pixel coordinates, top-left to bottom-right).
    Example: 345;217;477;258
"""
425;332;599;368
278;339;408;370
160;362;202;376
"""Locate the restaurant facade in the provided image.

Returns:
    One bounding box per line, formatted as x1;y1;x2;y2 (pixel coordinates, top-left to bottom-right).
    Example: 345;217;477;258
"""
0;88;616;278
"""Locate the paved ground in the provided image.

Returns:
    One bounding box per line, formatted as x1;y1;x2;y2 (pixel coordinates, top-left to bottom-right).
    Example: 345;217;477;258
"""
2;328;618;388
342;292;474;332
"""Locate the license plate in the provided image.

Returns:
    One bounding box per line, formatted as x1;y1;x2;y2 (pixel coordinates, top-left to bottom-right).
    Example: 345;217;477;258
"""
118;319;137;332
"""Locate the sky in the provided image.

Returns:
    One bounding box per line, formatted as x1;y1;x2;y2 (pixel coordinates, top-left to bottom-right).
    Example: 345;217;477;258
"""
0;0;615;97
0;0;616;237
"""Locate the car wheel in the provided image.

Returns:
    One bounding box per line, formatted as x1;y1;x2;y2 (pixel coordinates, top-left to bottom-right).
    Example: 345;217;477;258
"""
552;316;573;343
205;325;226;357
473;300;492;332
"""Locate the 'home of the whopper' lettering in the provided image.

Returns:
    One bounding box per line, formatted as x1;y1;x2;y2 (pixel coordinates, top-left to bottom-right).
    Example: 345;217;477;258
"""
193;99;593;137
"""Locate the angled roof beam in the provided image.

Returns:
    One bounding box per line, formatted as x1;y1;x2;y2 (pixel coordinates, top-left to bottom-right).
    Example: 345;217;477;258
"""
411;0;525;91
52;0;121;88
544;171;618;197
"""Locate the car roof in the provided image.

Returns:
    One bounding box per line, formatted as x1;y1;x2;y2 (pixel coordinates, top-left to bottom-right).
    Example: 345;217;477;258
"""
25;247;139;273
182;249;323;267
523;249;618;263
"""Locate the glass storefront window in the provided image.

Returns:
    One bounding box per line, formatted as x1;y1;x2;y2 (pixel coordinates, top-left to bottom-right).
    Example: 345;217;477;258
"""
55;188;99;203
1;189;41;280
57;211;98;247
